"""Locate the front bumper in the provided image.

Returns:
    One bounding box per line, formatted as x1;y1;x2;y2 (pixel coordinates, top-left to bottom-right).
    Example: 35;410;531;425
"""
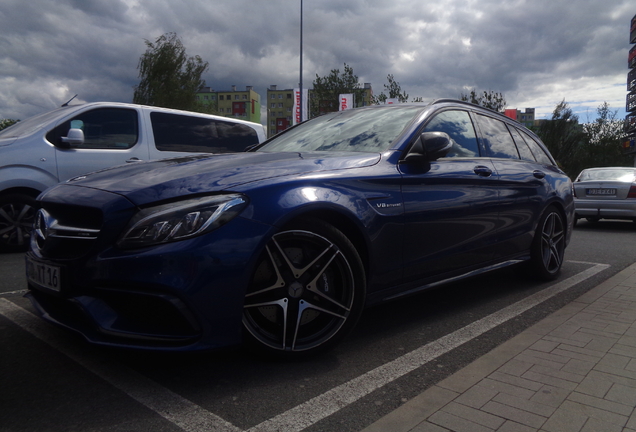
26;216;273;351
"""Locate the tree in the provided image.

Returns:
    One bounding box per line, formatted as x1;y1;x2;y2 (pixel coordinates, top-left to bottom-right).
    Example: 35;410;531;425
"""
133;32;209;112
0;119;18;131
311;63;365;117
374;74;409;104
535;100;585;178
580;102;630;168
460;89;506;112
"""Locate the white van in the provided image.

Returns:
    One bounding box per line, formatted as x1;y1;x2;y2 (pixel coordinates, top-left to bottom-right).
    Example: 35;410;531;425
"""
0;102;266;251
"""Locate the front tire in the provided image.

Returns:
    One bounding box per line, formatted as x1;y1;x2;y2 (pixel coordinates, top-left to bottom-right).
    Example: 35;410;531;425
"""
0;194;37;252
243;219;365;357
530;206;566;281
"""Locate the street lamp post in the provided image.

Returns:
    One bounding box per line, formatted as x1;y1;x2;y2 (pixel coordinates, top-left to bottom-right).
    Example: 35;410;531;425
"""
299;0;303;122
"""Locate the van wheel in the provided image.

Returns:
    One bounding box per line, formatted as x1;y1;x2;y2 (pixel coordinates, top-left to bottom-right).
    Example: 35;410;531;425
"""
0;194;37;252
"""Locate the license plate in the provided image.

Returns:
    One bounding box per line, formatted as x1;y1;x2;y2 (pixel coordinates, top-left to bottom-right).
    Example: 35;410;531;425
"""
26;257;62;292
586;188;616;195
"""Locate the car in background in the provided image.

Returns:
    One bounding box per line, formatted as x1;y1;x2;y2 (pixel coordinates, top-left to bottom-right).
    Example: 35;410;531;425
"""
25;99;574;358
0;102;265;251
573;167;636;224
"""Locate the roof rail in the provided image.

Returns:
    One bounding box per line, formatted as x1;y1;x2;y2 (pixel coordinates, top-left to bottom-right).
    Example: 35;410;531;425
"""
430;98;480;108
431;98;514;121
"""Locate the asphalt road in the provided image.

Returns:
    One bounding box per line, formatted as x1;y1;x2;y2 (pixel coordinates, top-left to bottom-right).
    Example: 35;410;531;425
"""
1;219;635;432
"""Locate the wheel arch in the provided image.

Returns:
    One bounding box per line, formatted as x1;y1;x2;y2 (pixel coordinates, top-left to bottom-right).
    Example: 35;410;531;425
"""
0;186;42;199
276;208;371;279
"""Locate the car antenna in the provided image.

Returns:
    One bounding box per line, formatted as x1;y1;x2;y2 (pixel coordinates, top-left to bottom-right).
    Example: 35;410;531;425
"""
61;94;78;107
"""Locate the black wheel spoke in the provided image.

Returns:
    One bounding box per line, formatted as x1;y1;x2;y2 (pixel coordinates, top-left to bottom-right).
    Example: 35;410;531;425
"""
245;245;285;298
272;233;335;279
291;299;347;350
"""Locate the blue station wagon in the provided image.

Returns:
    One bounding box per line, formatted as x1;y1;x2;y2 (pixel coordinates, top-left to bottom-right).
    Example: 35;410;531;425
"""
25;100;574;357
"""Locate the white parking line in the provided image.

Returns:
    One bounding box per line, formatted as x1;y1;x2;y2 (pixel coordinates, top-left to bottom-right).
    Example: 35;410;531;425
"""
0;262;610;432
247;262;610;432
0;299;242;432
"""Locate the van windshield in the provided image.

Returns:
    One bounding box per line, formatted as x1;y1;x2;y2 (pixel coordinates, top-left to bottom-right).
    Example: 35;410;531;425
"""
0;106;76;138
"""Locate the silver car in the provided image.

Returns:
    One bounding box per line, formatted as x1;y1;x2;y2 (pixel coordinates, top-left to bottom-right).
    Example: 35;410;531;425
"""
574;167;636;224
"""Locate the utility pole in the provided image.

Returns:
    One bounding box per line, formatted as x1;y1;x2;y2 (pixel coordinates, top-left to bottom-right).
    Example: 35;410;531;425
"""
299;0;303;122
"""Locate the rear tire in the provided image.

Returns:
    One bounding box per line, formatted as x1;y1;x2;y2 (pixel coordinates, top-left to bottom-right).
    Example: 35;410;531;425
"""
0;194;37;252
530;206;566;281
242;218;366;358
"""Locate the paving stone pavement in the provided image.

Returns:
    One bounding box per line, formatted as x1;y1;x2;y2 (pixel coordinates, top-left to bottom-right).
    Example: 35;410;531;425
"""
362;262;636;432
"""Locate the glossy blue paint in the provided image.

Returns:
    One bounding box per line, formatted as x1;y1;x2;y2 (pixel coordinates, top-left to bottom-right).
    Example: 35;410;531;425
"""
25;102;574;354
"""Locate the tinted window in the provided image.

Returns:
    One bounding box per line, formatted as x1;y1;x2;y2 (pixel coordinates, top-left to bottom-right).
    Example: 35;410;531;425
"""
422;110;479;157
46;108;138;149
475;115;519;159
508;126;536;162
151;112;259;153
518;129;553;165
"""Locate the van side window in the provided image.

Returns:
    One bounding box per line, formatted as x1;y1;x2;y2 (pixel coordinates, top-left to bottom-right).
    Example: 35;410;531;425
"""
422;110;479;157
46;108;138;149
151;112;259;153
475;115;520;159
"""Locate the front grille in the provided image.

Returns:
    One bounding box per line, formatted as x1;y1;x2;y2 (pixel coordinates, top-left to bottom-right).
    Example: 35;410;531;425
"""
35;202;104;259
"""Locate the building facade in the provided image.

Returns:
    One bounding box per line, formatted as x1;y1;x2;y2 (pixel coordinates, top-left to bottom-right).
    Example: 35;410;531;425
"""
196;86;261;124
266;85;295;138
504;108;535;128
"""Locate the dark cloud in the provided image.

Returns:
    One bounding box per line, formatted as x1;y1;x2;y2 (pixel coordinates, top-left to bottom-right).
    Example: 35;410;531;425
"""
0;0;632;121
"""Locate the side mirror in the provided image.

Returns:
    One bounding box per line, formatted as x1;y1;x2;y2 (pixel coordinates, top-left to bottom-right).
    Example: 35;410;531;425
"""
404;132;453;163
60;128;84;147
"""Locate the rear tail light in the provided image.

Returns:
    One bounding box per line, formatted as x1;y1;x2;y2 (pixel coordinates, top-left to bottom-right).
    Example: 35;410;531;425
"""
628;186;636;199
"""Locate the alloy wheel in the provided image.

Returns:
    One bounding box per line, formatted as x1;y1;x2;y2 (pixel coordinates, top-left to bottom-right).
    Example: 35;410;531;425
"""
539;211;565;275
243;229;357;353
0;197;36;250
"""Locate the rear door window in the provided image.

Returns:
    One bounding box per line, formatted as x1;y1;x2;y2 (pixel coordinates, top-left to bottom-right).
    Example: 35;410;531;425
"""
151;112;259;153
46;108;138;149
518;129;554;166
475;114;519;159
508;126;536;162
422;110;480;157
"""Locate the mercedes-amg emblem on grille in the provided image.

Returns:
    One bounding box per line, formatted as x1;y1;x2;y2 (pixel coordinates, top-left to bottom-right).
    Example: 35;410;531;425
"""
34;209;51;242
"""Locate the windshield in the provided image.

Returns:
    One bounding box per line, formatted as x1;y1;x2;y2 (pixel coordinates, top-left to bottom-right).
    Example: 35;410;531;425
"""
578;169;636;182
0;106;77;138
258;106;422;153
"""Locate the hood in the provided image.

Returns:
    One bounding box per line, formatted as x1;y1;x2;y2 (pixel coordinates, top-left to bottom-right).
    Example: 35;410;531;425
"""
66;151;381;205
0;136;18;147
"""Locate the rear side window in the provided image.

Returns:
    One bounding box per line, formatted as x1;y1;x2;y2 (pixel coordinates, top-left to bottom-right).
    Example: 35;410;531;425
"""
151;112;259;153
422;110;479;157
518;129;554;166
46;108;138;149
508;126;536;162
475;114;519;159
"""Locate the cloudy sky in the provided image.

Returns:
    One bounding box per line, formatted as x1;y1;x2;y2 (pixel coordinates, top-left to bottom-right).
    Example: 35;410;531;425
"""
1;0;633;124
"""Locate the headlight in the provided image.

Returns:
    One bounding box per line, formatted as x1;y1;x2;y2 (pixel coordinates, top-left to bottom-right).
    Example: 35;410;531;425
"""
118;194;247;248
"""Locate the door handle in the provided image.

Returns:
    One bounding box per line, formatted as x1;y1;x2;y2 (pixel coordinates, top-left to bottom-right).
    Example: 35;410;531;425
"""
126;157;142;163
533;170;546;179
474;165;493;177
